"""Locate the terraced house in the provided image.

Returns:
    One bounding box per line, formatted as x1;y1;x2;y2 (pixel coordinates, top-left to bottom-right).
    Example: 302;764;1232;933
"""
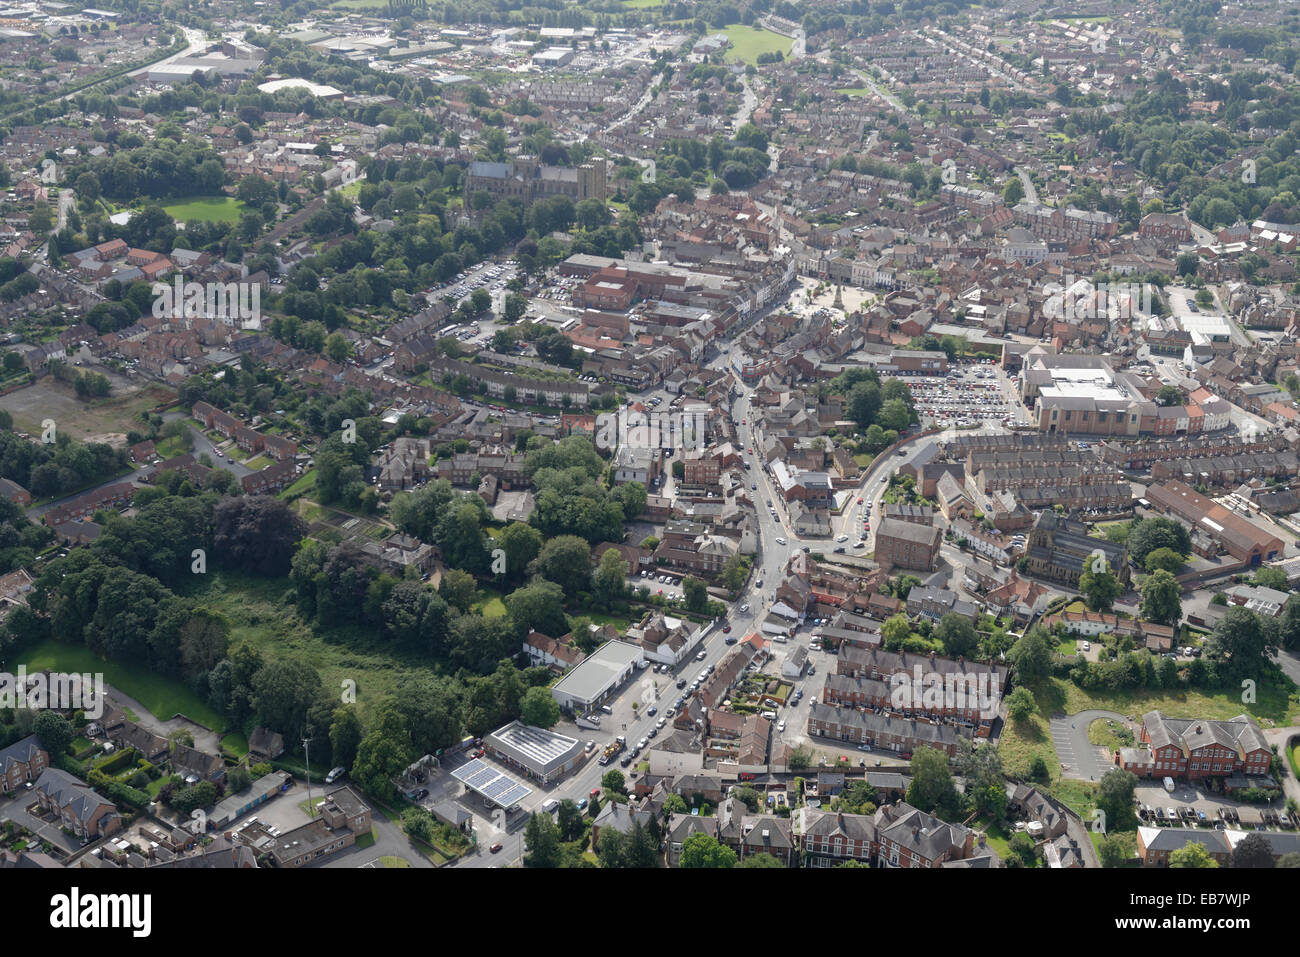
31;768;122;839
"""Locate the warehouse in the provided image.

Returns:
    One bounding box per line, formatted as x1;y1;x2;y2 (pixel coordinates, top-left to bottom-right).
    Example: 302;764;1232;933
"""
550;639;643;713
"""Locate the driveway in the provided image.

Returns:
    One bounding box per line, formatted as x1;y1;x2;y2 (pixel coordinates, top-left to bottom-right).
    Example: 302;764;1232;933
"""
1051;709;1126;781
0;795;85;856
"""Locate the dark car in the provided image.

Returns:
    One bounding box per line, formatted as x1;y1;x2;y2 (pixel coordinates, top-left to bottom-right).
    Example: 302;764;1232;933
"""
724;636;737;645
408;788;428;801
677;678;687;689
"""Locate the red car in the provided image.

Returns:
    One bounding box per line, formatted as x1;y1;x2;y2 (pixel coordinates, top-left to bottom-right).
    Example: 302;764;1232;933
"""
489;842;503;854
722;624;732;633
856;497;863;504
470;748;485;758
590;787;601;799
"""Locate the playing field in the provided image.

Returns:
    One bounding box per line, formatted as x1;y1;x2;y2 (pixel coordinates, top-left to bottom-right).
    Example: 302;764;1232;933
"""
720;25;792;64
161;196;245;224
621;0;664;8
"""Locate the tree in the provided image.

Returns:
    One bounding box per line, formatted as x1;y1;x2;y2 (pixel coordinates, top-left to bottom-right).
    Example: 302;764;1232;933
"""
682;576;708;613
1003;176;1024;205
1206;605;1277;677
520;686;561;728
330;706;364;771
352;699;413;801
1156;385;1183;406
1169;841;1219;868
906;747;958;815
1005;686;1037;723
1140;568;1182;625
1008;832;1039;867
438;568;479;613
502;293;527;323
495;522;543;584
881;613;912;650
1231;831;1275;868
738;852;783;868
934;613;978;658
212;496;307;577
1278;852;1300;868
1008;627;1052;682
679;832;736;868
524;811;563;868
601;769;626;795
530;535;592;598
1252;566;1287;591
33;710;73;756
597;826;628;868
592;548;629;607
1127;518;1191;566
1098;767;1138;832
1144;547;1185;575
1079;559;1121;613
556;799;584;842
251;659;323;746
1099;833;1132;868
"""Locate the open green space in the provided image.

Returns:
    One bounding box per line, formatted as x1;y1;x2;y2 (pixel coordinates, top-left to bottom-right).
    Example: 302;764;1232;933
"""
1056;676;1300;727
181;569;433;722
160;196;245;224
621;0;664;8
719;25;792;65
221;732;249;758
379;855;412;867
16;638;226;730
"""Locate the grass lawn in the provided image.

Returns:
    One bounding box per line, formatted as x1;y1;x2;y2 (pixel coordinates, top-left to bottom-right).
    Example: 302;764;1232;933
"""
1056;637;1078;656
221;732;249;758
154;435;191;459
836;87;870;97
997;685;1061;782
379;855;412;867
336;179;363;200
180;569;439;723
161;196;245;224
1087;717;1133;751
719;25;791;65
355;827;376;850
475;595;507;618
1055;676;1300;727
242;454;272;470
16;639;226;730
279;469;317;500
621;0;664;7
972;816;1015;859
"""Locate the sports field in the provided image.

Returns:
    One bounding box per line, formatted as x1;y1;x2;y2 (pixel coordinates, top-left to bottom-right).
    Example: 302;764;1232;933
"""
161;196;245;224
720;25;792;65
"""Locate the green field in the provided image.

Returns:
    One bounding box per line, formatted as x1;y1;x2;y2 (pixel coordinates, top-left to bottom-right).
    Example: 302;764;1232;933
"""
836;88;870;97
183;570;432;720
720;25;792;65
621;0;664;8
161;196;245;224
16;639;226;730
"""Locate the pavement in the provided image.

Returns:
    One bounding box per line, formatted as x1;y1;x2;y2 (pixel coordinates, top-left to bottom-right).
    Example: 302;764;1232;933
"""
1051;709;1127;781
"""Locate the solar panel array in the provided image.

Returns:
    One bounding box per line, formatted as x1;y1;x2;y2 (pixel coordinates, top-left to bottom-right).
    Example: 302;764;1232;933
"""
451;758;533;808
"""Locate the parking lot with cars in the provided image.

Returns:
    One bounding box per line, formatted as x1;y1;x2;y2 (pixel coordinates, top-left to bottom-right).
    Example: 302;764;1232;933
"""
904;359;1028;429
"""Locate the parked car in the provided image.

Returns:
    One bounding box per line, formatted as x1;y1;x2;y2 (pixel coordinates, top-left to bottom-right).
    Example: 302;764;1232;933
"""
489;842;503;854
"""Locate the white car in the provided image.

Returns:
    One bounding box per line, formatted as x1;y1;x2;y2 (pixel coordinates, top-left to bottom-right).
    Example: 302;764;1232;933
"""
777;720;786;732
775;537;787;546
739;603;750;613
1081;641;1091;652
835;534;848;543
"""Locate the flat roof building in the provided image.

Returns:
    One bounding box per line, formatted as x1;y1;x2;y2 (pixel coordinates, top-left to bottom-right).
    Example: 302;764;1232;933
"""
485;721;585;784
550;639;643;712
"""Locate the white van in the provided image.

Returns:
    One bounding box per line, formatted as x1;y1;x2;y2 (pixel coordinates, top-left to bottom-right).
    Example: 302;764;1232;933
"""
541;799;559;814
1162;776;1176;794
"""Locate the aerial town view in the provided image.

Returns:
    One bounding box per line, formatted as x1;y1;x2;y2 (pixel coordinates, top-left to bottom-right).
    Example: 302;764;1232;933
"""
0;0;1296;931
